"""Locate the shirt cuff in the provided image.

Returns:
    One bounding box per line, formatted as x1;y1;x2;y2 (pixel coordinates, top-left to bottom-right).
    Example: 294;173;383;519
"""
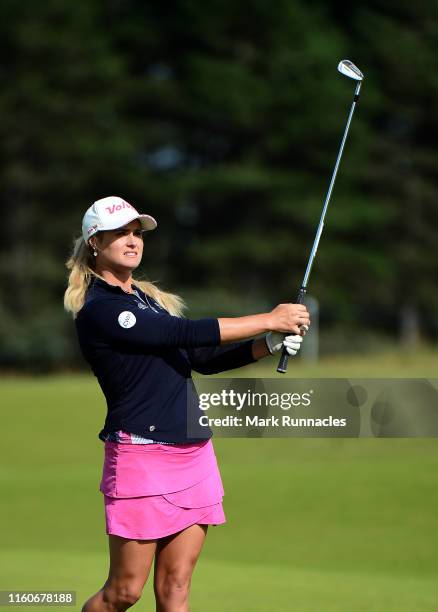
194;317;221;346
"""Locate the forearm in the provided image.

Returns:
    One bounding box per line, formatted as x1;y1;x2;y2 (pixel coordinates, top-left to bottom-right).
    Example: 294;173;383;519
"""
188;341;257;374
217;302;310;345
218;314;270;343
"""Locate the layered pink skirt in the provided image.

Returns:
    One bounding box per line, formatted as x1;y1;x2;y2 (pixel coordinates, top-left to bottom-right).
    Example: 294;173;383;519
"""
100;439;226;540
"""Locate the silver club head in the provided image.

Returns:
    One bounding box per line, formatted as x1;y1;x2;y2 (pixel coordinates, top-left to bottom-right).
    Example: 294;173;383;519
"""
338;60;363;81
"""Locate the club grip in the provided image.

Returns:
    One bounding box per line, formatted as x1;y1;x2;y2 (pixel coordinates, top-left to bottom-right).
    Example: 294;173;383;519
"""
276;287;307;374
277;349;289;374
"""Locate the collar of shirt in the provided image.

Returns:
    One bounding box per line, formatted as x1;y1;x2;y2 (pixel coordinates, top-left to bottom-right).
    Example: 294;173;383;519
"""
87;276;161;313
89;276;135;295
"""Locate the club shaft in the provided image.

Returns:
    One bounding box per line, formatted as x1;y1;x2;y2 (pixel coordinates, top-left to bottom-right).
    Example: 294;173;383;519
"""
301;80;361;290
277;80;362;375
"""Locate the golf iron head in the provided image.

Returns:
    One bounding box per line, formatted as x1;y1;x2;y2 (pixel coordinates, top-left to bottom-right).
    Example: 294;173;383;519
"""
338;60;364;81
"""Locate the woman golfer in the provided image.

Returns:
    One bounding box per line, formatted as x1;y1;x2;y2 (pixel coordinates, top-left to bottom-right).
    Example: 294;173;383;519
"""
64;196;309;612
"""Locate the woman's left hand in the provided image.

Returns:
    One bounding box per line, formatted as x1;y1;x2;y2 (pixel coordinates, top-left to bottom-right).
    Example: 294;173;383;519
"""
265;328;307;356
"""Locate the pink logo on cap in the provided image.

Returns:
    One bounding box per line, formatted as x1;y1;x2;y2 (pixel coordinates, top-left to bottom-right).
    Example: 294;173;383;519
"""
105;200;135;215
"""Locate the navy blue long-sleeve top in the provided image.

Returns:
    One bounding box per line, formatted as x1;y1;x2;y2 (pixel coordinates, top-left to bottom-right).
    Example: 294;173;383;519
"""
75;277;256;443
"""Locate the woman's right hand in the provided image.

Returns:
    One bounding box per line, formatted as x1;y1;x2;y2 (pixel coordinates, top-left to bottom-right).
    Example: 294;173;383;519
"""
266;303;310;334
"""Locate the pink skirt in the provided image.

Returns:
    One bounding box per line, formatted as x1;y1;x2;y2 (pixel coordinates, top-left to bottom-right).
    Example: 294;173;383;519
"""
100;438;226;540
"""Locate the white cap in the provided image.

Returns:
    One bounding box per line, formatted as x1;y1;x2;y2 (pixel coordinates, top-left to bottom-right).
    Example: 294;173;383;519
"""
82;196;157;243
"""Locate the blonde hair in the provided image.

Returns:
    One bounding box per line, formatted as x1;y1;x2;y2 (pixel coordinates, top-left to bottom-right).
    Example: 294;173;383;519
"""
64;236;186;318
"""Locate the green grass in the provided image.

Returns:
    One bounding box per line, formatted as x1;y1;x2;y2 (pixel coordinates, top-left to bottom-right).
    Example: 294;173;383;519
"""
227;346;438;378
1;352;438;611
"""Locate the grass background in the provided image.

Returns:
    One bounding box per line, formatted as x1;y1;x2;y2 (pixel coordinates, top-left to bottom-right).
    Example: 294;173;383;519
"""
1;350;438;611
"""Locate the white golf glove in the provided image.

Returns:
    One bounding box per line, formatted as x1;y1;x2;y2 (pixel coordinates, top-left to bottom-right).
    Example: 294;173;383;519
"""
265;330;306;356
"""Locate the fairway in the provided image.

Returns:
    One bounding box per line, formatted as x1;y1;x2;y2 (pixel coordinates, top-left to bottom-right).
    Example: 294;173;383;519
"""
1;358;438;611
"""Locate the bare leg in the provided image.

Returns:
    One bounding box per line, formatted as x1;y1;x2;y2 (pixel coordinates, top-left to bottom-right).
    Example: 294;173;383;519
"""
82;535;157;611
154;524;208;612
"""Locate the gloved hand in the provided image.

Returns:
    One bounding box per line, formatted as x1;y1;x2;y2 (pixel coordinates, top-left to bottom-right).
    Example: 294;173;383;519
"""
265;330;303;356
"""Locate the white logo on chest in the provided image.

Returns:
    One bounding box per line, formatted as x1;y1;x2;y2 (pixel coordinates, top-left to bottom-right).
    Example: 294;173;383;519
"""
118;311;137;329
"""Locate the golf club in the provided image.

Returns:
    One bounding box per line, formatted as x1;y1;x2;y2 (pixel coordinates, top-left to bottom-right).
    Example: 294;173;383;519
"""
277;59;364;374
